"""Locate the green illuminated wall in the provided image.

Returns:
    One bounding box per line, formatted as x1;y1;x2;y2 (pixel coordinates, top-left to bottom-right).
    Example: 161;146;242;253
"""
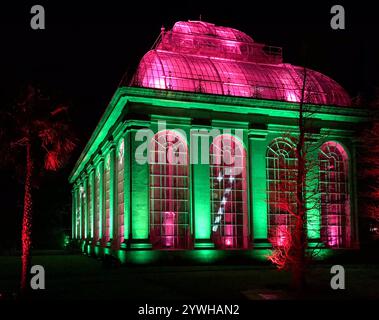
68;87;365;259
305;147;321;240
131;127;150;241
76;187;80;239
192;130;211;244
71;188;76;239
89;169;95;239
123;131;131;242
249;132;268;240
108;147;115;241
82;177;88;239
97;159;104;240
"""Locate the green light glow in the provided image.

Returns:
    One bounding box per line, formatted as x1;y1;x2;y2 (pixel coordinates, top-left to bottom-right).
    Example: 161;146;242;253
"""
132;129;149;239
98;161;104;239
77;188;81;239
249;136;268;239
311;248;334;260
193;163;211;240
63;234;70;249
252;249;272;262
108;148;115;240
86;246;335;265
72;188;77;239
189;250;222;263
194;242;215;249
69;87;364;262
69;95;128;183
69;87;365;184
123;132;130;241
71;190;75;239
126;88;365;122
126;251;159;264
130;243;152;249
83;179;88;240
306;149;321;239
117;250;127;264
89;170;95;239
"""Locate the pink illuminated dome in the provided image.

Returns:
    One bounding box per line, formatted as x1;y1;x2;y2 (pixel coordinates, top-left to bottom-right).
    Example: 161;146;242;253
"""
131;21;351;106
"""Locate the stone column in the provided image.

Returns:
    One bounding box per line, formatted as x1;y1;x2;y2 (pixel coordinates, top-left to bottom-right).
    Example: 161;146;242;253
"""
191;129;212;248
97;157;104;245
248;130;269;246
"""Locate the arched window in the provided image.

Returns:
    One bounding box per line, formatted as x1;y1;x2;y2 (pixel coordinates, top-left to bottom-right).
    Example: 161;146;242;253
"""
149;130;190;249
266;138;297;246
319;142;350;248
210;134;248;249
80;185;86;239
75;187;80;239
94;169;100;241
87;176;93;239
117;140;125;244
104;155;111;242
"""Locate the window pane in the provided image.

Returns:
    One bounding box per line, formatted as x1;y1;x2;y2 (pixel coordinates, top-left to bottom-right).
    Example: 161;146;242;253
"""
210;134;248;249
266;138;297;247
319;142;350;248
149;130;190;249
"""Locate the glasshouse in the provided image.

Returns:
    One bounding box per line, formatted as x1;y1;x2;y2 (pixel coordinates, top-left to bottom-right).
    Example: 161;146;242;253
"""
69;20;368;264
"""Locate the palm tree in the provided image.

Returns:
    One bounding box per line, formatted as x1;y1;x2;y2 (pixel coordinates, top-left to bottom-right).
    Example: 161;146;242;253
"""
0;85;76;295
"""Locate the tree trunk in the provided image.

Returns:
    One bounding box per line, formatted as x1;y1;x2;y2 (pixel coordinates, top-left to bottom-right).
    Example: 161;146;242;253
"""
292;67;307;292
292;215;307;291
21;142;33;295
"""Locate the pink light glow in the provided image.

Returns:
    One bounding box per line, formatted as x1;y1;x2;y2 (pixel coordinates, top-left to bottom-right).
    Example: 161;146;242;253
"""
328;225;339;247
276;225;288;247
163;211;176;248
223;224;234;247
131;21;351;106
153;78;166;90
210;134;248;249
150;130;189;249
319;142;350;248
224;237;233;247
285;90;299;102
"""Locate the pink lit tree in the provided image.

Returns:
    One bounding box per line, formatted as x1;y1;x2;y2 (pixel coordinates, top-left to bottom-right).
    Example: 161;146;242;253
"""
267;67;322;292
0;85;76;296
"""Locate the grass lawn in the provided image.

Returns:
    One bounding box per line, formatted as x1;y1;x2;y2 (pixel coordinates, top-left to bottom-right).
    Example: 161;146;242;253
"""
0;254;378;300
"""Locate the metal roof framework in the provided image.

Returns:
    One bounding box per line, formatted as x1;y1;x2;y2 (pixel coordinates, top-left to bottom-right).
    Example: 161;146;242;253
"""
131;21;351;107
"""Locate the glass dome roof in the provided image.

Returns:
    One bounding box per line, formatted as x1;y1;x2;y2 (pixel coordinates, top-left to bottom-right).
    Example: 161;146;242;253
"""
131;21;351;106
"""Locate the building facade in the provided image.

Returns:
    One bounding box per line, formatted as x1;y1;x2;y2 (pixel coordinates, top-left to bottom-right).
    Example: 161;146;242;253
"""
69;21;368;264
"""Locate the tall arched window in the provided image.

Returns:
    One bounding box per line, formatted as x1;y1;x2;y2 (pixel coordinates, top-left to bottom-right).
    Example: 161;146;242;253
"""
104;155;111;242
75;188;80;239
117;140;125;245
210;134;248;249
80;185;86;239
319;142;350;248
149;130;190;249
94;169;100;241
87;176;93;239
266;138;297;246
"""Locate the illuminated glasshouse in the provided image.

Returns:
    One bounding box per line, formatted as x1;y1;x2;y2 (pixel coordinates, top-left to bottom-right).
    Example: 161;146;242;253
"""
69;21;367;264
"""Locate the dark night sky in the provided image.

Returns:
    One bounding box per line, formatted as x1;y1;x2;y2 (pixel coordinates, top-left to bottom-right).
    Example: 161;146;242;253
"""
0;1;378;248
1;1;379;140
